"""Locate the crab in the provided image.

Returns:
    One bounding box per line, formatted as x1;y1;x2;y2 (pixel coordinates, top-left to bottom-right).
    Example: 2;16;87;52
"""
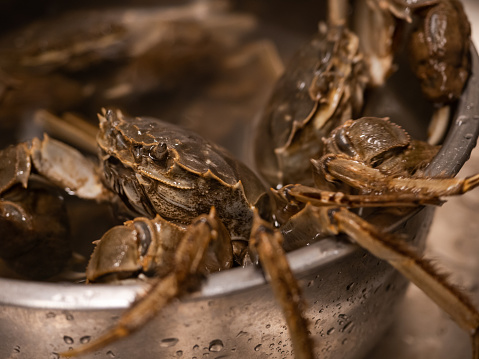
0;0;258;134
2;111;479;359
253;23;367;188
0;1;477;358
351;0;472;144
0;174;71;280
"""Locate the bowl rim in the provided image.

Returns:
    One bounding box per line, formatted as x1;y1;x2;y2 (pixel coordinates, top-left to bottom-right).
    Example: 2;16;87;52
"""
1;46;478;312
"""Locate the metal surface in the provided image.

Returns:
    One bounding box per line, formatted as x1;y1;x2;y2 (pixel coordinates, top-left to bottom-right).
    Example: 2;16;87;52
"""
0;217;434;359
0;5;479;359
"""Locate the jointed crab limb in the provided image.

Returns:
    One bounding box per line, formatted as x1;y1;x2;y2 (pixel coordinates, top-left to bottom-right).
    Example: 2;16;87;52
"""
328;0;348;27
249;210;314;359
30;135;109;200
316;155;479;196
0;135;109;200
282;184;444;208
333;208;479;359
62;208;233;357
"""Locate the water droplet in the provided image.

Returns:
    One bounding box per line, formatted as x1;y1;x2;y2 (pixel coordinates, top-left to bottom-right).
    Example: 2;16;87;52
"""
209;339;224;352
176;350;183;357
13;345;20;353
63;336;74;344
465;133;473;140
106;350;116;358
80;336;91;344
46;312;56;318
343;321;354;333
338;314;348;325
254;344;262;351
50;353;60;359
265;324;271;329
236;331;248;338
160;338;179;347
327;327;335;335
342;338;348;345
193;344;200;351
346;282;355;291
65;313;74;321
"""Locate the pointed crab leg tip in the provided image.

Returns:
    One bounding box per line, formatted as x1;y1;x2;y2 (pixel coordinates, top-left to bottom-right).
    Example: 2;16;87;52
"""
58;328;127;358
209;206;217;216
97;114;106;125
465;174;479;193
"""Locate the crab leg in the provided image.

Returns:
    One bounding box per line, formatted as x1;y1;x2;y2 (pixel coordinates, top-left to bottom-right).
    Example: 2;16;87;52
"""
282;184;444;208
249;210;315;359
328;0;348;27
331;208;479;359
0;135;109;200
317;156;479;198
62;208;233;357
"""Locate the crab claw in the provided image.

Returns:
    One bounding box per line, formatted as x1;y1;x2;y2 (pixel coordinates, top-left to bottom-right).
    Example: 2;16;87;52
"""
62;208;233;357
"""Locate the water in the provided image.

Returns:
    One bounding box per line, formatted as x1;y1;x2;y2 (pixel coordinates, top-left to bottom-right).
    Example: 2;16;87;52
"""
208;339;224;352
159;338;179;348
63;336;74;345
80;336;91;344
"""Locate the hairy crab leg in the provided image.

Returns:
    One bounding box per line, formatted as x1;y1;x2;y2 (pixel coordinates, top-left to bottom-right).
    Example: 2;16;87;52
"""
281;184;444;208
61;208;233;357
332;208;479;359
249;211;315;359
314;155;479;197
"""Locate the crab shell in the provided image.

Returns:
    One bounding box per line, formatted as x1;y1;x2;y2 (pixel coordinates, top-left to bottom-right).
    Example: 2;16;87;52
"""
97;110;271;241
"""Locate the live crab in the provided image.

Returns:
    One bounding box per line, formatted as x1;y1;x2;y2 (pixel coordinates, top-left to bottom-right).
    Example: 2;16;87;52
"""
0;1;478;359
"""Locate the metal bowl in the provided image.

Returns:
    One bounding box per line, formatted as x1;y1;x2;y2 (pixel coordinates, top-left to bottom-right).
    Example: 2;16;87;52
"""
1;19;479;359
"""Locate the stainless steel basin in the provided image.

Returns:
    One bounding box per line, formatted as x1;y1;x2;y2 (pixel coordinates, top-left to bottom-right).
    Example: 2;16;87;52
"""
0;10;478;359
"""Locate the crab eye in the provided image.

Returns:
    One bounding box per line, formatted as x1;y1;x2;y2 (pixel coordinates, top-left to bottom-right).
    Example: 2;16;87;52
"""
335;128;355;157
132;145;143;160
149;143;168;162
